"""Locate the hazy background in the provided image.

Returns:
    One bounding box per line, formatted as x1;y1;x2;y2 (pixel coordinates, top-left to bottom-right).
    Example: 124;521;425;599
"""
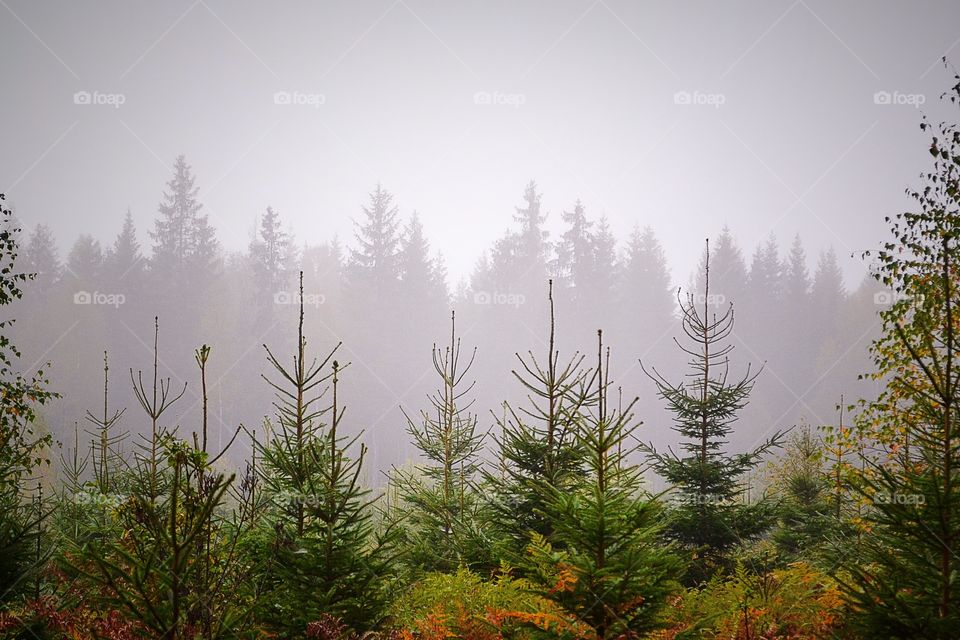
2;0;958;483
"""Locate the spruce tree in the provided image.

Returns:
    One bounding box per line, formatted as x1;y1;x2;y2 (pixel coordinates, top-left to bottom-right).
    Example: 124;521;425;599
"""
617;225;674;346
811;246;846;340
22;223;60;298
485;280;594;560
398;212;446;308
347;184;401;302
556;199;595;301
151;155;203;278
525;331;683;638
258;272;394;634
769;424;836;564
747;233;782;310
486;181;550;307
695;226;747;313
106;209;145;293
250;206;295;327
643;240;783;584
65;234;103;285
391;311;486;573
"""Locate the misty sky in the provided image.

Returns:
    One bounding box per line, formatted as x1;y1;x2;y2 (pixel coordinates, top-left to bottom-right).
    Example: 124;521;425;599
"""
2;0;958;288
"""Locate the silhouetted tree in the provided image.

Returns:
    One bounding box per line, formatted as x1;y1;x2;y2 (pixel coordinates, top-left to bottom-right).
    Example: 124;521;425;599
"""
151;155;203;280
811;246;846;341
65;234;103;286
106;209;145;290
347;184;401;303
22;224;60;298
618;225;674;349
250;206;296;327
696;226;748;313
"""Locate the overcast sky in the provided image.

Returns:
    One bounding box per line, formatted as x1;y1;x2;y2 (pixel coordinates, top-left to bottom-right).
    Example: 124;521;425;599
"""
2;0;958;289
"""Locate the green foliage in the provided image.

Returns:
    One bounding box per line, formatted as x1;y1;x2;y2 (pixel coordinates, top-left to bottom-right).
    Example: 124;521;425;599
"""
391;311;489;574
257;273;396;635
0;195;56;606
769;424;837;564
485;281;595;560
521;332;683;638
838;65;960;639
644;241;782;584
67;436;250;639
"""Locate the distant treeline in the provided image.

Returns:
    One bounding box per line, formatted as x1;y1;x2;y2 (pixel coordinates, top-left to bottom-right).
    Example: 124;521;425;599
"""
11;157;884;474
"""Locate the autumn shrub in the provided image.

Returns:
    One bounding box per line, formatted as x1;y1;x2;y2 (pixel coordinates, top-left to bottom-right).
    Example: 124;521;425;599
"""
652;562;849;640
388;568;591;640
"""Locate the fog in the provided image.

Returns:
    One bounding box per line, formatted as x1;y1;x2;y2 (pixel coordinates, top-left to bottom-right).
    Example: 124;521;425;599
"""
2;0;957;483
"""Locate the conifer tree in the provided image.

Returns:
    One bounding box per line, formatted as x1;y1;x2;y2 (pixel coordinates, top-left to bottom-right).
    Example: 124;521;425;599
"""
392;311;486;573
695;226;747;313
487;181;550;307
525;331;682;638
485;280;594;559
811;246;846;340
258;272;394;634
106;209;145;292
783;234;810;306
643;240;783;584
398;212;446;308
250;206;295;327
839;79;960;636
22;223;60;297
557;199;595;299
747;233;782;309
769;424;835;564
347;184;401;301
250;207;294;299
618;225;674;342
65;234;103;285
151;155;203;278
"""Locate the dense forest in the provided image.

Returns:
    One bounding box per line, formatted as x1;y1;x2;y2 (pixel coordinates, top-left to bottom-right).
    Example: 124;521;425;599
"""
10;156;880;479
2;54;960;640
